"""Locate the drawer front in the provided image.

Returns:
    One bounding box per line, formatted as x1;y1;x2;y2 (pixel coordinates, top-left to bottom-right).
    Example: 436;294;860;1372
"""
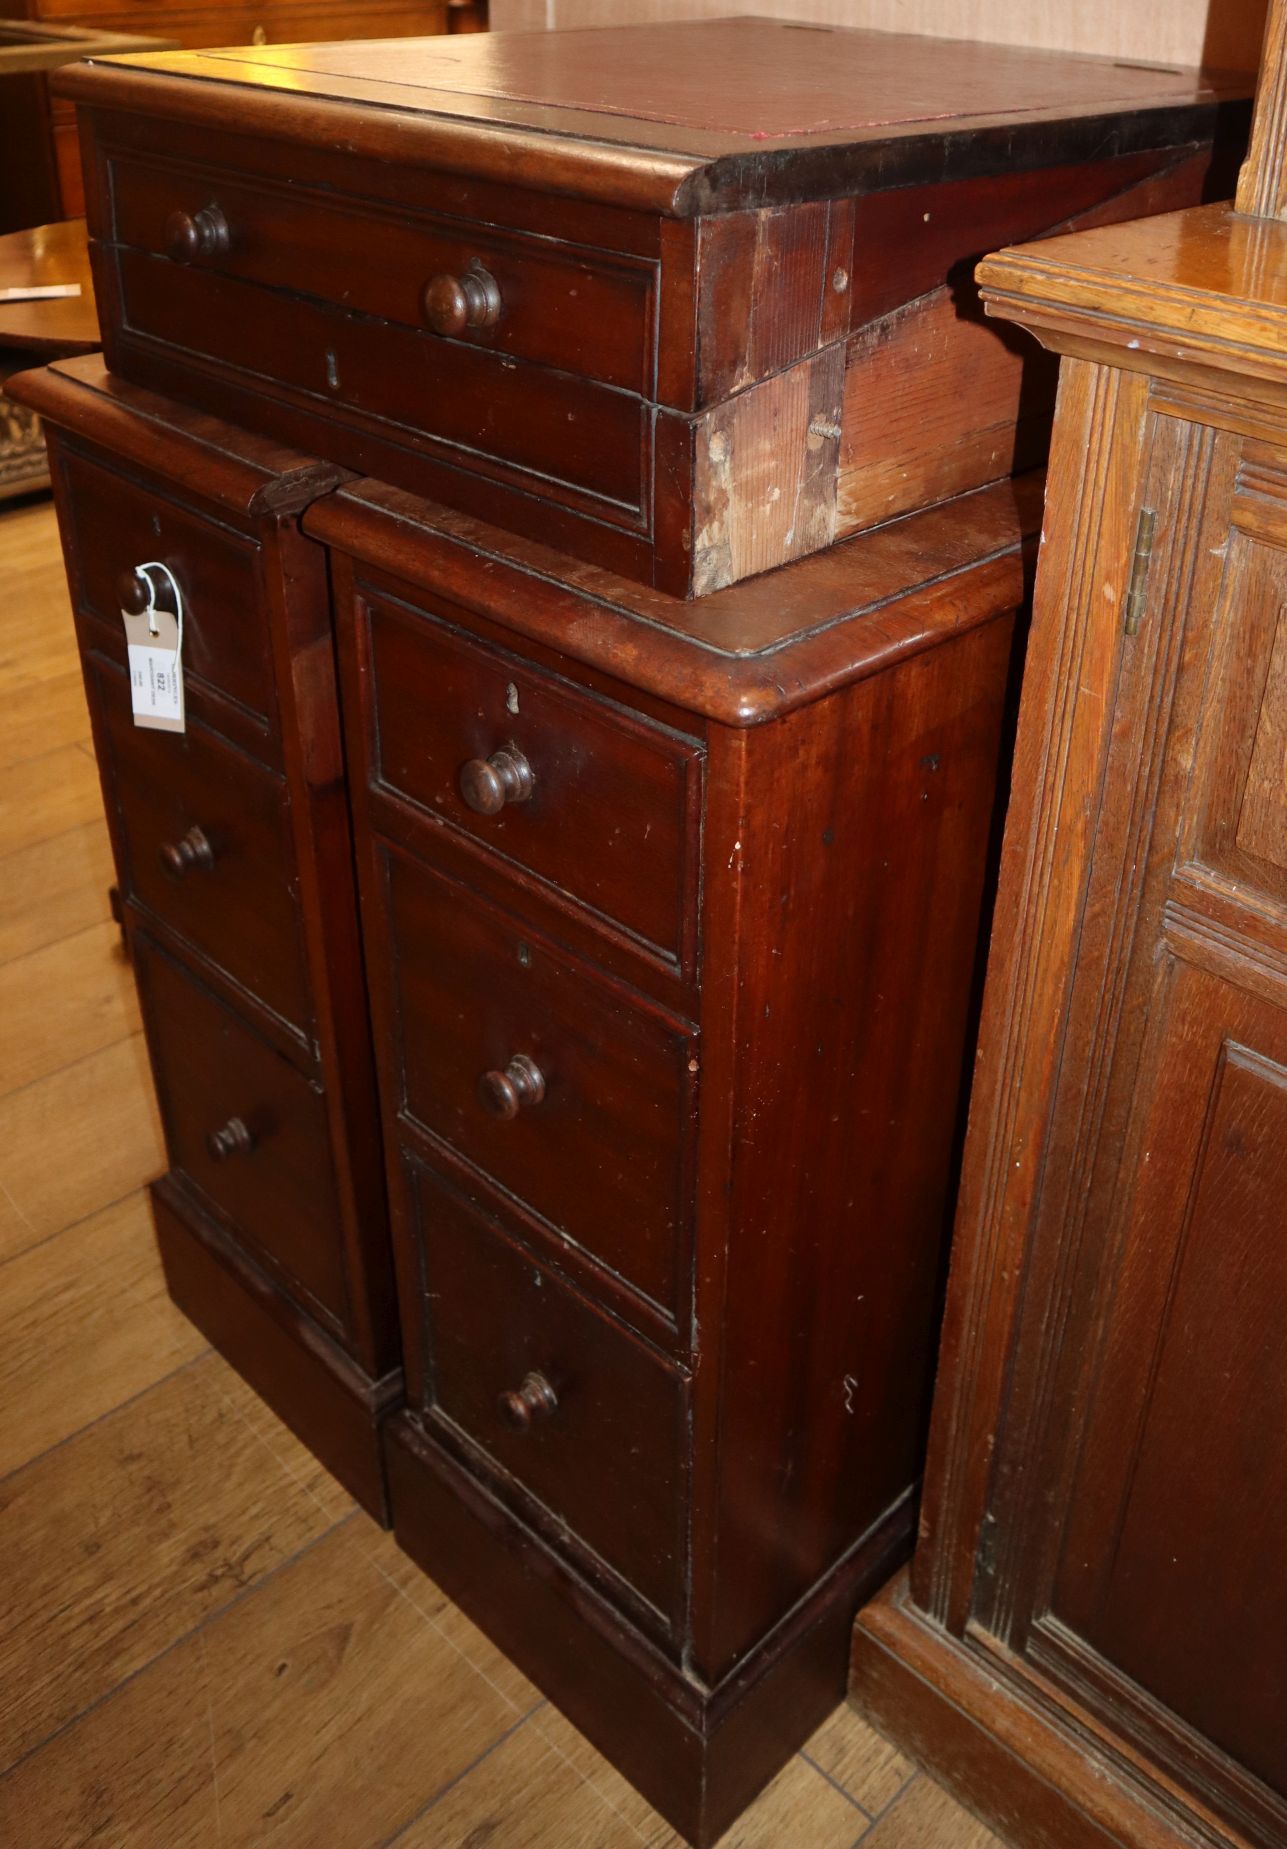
92;657;312;1035
59;450;277;742
388;852;695;1319
410;1161;685;1620
135;934;349;1332
110;248;647;525
110;154;656;396
367;598;702;965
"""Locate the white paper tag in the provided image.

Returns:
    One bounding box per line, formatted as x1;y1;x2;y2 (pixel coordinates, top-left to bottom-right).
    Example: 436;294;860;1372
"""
122;563;185;734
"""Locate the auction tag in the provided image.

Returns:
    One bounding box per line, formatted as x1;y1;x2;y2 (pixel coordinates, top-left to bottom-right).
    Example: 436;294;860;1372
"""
122;562;185;733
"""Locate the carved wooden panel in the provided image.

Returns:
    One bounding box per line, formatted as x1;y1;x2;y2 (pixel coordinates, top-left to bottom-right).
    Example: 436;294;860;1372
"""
961;408;1287;1843
1241;606;1287;867
1049;963;1287;1798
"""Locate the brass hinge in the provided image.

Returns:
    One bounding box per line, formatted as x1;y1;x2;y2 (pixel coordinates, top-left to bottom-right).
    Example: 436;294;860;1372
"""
1123;507;1157;636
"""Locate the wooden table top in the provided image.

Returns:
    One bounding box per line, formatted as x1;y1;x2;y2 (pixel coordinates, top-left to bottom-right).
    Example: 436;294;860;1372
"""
0;219;99;356
61;18;1254;217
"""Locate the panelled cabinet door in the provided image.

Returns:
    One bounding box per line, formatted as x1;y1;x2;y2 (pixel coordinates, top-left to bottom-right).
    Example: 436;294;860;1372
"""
981;402;1287;1844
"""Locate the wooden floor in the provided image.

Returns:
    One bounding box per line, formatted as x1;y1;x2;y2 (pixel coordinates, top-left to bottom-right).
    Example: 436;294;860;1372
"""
0;493;1003;1849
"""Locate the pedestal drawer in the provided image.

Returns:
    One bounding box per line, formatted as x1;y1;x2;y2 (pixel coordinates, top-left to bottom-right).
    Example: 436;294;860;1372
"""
59;449;277;747
91;656;312;1036
387;850;696;1322
409;1159;685;1623
365;594;703;966
134;934;349;1334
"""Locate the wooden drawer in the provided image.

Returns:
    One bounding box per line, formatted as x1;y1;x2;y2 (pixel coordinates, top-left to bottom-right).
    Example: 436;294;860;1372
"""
387;851;696;1322
71;32;1243;595
365;595;702;965
135;933;349;1333
410;1160;685;1621
111;247;647;525
59;449;277;747
91;656;312;1035
109;153;656;396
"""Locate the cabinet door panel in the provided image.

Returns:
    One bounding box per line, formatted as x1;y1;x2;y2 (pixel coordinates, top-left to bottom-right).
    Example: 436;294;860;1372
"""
1051;960;1287;1795
975;410;1287;1838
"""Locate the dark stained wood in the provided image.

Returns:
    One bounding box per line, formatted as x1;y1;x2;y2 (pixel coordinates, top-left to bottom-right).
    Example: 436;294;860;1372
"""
6;357;400;1510
134;932;350;1333
850;23;1287;1846
307;471;1041;728
408;1162;687;1625
88;663;313;1036
111;152;657;394
59;445;278;738
690;611;1016;1685
322;442;1033;1841
59;23;1249;593
388;1406;912;1849
386;850;698;1325
54;21;1250;215
363;592;703;966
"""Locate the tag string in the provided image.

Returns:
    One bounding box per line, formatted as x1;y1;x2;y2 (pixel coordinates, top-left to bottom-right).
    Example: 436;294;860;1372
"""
134;562;185;659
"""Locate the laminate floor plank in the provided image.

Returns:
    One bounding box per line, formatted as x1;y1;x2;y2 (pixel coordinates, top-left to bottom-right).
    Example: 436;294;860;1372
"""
0;1033;164;1262
859;1774;1007;1847
0;1519;521;1849
0;1350;346;1774
393;1723;644;1847
0;920;139;1096
0;819;116;966
527;1707;866;1849
0;742;104;859
0;1189;207;1479
359;1520;544;1715
0;666;91;771
804;1700;918;1816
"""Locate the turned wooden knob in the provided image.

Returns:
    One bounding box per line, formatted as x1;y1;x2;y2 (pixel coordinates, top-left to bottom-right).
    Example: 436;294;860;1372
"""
498;1370;558;1432
458;747;534;816
422;266;502;336
164;204;230;265
159;825;215;878
479;1055;545;1120
117;568;153;615
207;1116;254;1161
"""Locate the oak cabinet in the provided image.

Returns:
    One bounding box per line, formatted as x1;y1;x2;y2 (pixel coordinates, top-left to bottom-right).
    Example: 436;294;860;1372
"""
851;113;1287;1849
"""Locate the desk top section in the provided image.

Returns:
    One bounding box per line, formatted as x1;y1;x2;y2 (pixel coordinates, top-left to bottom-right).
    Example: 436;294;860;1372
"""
57;17;1251;215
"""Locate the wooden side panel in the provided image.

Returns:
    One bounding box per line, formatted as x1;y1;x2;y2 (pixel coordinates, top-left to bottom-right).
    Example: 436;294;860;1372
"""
695;200;850;403
838;286;1053;535
692;609;1017;1679
910;359;1153;1631
838;148;1227;539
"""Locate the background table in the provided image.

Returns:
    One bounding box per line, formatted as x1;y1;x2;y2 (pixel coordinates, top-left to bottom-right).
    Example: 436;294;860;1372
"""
0;217;99;497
